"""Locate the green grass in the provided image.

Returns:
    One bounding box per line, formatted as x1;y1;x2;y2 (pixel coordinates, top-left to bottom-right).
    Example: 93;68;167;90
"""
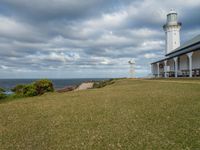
0;79;200;149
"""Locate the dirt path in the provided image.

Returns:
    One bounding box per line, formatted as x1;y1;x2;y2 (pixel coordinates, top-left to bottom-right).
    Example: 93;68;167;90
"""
74;82;94;91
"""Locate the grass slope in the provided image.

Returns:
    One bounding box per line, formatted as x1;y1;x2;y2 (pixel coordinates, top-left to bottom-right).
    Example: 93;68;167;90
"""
0;79;200;149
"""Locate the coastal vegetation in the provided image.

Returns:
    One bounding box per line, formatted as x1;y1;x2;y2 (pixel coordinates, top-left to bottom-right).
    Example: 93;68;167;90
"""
0;79;115;101
93;79;115;88
0;79;200;149
0;87;6;99
0;79;54;100
12;79;54;97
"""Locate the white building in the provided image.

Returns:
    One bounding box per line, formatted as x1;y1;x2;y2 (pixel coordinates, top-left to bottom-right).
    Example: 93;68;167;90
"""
151;10;200;78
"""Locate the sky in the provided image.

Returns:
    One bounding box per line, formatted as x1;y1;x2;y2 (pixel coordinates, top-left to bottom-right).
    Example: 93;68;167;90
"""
0;0;200;79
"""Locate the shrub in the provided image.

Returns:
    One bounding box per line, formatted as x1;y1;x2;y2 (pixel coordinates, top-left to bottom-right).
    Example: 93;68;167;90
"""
11;84;26;95
0;87;6;100
34;79;54;95
0;87;5;93
12;79;54;97
0;93;6;99
93;79;115;88
23;84;38;97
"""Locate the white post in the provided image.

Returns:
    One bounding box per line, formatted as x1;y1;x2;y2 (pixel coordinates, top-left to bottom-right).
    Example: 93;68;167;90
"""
173;57;178;78
151;64;154;77
187;52;193;77
164;60;167;78
157;63;160;77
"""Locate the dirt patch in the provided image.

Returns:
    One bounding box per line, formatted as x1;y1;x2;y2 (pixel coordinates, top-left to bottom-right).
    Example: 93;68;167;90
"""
74;82;94;91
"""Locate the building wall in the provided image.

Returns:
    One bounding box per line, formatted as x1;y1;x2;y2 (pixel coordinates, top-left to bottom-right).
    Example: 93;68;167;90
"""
159;63;164;73
179;55;188;70
192;50;200;69
167;59;175;71
151;63;165;77
151;64;157;74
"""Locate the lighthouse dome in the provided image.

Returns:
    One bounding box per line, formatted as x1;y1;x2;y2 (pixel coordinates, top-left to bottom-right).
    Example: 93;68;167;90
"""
168;10;177;14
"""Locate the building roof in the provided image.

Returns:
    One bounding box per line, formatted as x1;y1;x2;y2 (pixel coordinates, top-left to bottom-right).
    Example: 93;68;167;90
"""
151;34;200;64
166;34;200;56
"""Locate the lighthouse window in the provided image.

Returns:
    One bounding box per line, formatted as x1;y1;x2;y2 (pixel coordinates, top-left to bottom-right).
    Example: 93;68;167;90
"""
170;14;177;22
172;15;175;21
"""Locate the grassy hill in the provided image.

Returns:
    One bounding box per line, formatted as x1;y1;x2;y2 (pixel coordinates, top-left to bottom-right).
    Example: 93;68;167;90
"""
0;79;200;149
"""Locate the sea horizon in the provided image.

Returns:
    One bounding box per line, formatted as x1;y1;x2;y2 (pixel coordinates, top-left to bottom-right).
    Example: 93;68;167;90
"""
0;77;113;79
0;78;111;91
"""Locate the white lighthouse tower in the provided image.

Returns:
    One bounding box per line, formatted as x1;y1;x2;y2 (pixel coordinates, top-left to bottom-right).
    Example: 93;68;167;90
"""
163;10;182;55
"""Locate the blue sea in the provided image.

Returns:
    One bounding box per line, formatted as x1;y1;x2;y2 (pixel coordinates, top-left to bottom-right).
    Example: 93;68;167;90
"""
0;78;109;92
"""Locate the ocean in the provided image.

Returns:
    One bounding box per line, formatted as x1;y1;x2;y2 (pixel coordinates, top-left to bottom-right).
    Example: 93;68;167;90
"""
0;78;109;91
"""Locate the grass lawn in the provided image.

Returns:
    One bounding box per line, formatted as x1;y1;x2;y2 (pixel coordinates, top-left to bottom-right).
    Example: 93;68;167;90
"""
0;79;200;149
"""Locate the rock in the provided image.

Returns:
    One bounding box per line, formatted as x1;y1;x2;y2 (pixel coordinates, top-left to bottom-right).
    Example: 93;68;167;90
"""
74;82;94;91
56;85;77;93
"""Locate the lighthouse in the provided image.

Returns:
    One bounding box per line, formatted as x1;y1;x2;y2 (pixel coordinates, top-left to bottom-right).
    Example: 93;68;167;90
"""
163;10;182;55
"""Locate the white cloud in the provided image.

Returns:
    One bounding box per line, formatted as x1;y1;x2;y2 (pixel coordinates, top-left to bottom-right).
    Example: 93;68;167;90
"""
144;53;157;59
85;11;128;29
0;16;39;40
0;65;9;69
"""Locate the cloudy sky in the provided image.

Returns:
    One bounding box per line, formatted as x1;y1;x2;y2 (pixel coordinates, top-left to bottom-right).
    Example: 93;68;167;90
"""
0;0;200;78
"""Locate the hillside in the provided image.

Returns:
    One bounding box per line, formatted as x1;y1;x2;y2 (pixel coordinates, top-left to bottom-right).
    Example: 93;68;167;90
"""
0;79;200;149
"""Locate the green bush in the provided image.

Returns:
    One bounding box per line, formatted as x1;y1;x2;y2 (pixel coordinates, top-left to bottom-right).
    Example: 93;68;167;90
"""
34;79;54;95
12;79;54;97
23;84;38;97
0;87;5;93
11;84;26;95
0;87;6;100
11;84;37;97
93;79;115;88
0;93;6;99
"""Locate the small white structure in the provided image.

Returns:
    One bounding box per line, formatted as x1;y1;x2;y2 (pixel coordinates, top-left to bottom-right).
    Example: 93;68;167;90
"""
151;10;200;78
128;59;135;78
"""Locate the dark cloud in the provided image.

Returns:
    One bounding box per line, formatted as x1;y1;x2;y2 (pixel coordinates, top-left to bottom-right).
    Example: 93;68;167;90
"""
0;0;136;22
0;0;199;78
181;6;200;26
